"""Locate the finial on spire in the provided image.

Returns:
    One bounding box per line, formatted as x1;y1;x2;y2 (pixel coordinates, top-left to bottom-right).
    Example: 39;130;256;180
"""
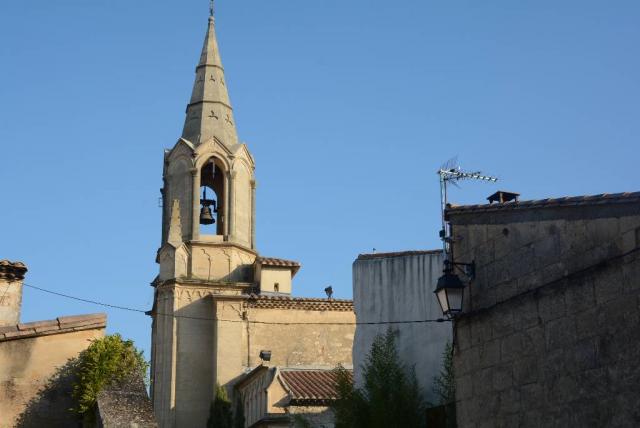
209;0;214;17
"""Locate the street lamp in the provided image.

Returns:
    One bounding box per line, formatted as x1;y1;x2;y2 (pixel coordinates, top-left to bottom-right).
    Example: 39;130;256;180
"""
433;260;473;318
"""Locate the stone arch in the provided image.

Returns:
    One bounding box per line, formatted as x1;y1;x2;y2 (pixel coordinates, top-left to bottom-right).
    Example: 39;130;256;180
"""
197;155;228;236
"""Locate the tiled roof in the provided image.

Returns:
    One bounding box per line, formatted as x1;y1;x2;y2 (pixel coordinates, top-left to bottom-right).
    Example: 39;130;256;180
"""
245;294;353;312
0;313;106;342
357;250;443;260
279;369;351;404
256;257;301;276
0;260;27;280
446;191;640;216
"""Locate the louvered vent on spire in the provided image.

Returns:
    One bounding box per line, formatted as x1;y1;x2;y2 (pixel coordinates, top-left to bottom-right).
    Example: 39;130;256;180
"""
182;14;238;146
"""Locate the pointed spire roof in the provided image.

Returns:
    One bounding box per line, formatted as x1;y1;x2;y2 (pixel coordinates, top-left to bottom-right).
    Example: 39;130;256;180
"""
182;13;238;146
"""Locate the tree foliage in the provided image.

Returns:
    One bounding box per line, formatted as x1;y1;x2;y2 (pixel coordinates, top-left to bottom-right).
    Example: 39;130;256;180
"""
71;334;148;416
432;342;455;405
207;384;234;428
333;329;426;428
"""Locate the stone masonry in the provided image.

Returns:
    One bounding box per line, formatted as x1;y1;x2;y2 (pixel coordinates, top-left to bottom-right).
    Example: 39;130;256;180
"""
446;192;640;427
0;260;27;326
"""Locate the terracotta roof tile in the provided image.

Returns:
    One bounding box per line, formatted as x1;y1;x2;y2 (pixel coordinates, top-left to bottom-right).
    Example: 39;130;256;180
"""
279;369;351;404
257;257;300;268
0;313;106;342
245;294;353;312
256;257;301;276
446;191;640;216
0;260;27;280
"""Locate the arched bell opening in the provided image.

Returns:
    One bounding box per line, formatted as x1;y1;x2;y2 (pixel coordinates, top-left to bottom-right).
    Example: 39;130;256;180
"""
199;158;226;236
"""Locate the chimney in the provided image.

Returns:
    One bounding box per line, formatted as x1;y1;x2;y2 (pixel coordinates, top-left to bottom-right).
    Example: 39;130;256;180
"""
0;260;28;326
487;191;520;204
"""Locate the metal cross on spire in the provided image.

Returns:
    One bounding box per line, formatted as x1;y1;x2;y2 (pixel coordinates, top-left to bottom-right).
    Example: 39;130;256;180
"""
209;0;214;17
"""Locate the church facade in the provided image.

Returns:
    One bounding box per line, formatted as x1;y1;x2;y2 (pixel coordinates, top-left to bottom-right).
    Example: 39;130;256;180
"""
149;10;355;427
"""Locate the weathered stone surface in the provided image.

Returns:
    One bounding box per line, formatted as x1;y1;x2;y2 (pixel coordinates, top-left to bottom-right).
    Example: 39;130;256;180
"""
0;261;27;327
96;373;157;427
353;251;450;404
0;318;105;427
448;196;640;427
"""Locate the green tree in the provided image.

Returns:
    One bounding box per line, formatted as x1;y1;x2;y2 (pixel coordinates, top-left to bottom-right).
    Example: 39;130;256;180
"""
71;334;148;419
432;342;455;405
207;384;234;428
333;329;426;428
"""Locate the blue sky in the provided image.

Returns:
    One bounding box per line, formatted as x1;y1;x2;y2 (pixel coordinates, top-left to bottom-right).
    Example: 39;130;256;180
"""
1;1;638;359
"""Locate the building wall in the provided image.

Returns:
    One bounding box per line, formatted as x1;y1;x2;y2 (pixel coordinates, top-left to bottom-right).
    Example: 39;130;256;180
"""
0;277;22;327
235;367;338;428
288;406;335;428
214;300;355;393
0;327;105;427
258;268;292;294
236;367;277;427
0;261;26;326
448;203;640;427
239;305;355;372
352;251;451;404
151;287;354;428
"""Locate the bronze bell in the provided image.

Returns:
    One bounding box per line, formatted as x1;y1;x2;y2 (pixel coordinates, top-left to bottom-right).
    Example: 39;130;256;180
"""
200;204;215;225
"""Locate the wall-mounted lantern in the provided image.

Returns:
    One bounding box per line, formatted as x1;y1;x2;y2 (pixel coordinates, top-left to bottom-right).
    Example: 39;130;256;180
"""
259;350;271;362
433;259;474;319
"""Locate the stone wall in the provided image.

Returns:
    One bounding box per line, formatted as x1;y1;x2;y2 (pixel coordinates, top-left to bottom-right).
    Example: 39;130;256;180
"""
288;406;335;427
0;260;27;326
239;302;355;371
96;373;157;427
448;200;640;427
151;288;354;428
0;314;106;427
352;251;451;404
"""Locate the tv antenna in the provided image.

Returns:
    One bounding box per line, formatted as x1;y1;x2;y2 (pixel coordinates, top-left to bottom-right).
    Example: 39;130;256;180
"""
437;158;498;252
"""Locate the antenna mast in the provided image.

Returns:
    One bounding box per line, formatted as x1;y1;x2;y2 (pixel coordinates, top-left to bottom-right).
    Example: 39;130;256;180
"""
437;161;498;253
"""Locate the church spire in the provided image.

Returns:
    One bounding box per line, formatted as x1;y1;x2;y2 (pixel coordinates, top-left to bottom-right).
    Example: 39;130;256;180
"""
182;7;238;146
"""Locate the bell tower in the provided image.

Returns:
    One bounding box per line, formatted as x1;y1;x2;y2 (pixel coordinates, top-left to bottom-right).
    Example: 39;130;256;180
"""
148;7;355;428
150;8;258;426
158;10;257;284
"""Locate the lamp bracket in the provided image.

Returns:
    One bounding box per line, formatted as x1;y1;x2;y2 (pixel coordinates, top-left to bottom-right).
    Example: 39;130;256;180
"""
444;259;475;279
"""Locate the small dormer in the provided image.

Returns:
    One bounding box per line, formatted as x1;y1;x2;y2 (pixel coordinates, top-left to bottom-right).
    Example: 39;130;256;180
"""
254;257;300;295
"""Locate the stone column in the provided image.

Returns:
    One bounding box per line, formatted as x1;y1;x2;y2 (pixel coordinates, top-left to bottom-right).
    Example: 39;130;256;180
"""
223;171;231;239
0;260;27;326
228;170;236;241
191;167;200;241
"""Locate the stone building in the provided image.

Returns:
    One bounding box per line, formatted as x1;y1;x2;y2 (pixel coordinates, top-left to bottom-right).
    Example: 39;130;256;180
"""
149;9;355;427
236;365;348;427
446;191;640;427
352;250;451;404
0;260;107;427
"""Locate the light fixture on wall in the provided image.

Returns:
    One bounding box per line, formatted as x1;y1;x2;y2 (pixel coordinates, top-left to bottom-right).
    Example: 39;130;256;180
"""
433;259;475;319
259;350;271;362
